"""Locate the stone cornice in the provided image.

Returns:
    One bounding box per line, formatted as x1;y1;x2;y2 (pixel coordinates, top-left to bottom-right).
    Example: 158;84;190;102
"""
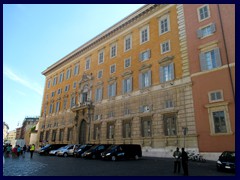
42;4;166;76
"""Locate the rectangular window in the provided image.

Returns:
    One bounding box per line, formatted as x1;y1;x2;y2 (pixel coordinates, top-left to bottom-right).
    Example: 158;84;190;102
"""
122;77;132;94
159;14;170;35
59;72;64;83
107;123;115;139
139;49;151;61
110;64;116;74
52;76;58;86
198;5;210;21
74;64;79;76
108;82;117;97
66;68;71;80
209;91;223;102
163;114;176;136
49;103;54;114
124;34;132;51
73;82;77;89
95;87;103;102
45;131;49;142
65;85;70;92
63;98;67;110
85;58;91;70
110;43;117;58
98;50;104;64
52;130;56;141
67;128;73;141
161;40;170;54
39;132;44;142
123;121;131;138
55;101;60;113
97;70;103;79
124;57;131;69
70;96;75;108
141;116;152;137
160;63;175;83
94;125;100;140
140;25;149;44
165;99;173;108
47;80;51;89
139;70;151;89
57;88;62;95
213;111;227;133
199;48;222;71
59;129;64;141
51;91;55;97
197;23;216;38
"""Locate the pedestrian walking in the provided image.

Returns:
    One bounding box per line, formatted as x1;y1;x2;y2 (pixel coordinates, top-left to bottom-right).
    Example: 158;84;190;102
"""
6;145;12;158
22;145;26;158
17;145;22;157
30;144;35;158
181;148;188;176
173;147;181;173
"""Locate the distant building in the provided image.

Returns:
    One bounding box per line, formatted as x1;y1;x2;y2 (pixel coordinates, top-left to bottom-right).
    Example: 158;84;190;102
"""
3;122;9;143
15;127;22;140
6;130;16;145
20;117;39;145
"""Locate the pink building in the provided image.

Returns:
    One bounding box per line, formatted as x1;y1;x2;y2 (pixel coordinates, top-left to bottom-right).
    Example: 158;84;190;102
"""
183;4;235;158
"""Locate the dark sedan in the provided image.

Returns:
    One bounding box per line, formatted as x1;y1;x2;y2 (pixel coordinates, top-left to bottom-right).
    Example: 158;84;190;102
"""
216;151;235;172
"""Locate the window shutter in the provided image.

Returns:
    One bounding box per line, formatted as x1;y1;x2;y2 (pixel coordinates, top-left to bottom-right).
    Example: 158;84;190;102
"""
100;88;103;101
95;89;98;101
211;23;216;33
122;79;125;94
197;29;203;38
129;77;133;92
148;70;152;86
113;82;116;97
214;48;222;67
108;85;111;97
139;52;143;61
148;49;151;58
139;73;143;89
160;66;164;83
170;63;175;80
199;52;207;71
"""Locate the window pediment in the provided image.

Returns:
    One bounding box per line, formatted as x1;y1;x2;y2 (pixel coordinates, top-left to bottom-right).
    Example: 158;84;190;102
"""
139;64;152;72
121;70;133;77
158;56;174;65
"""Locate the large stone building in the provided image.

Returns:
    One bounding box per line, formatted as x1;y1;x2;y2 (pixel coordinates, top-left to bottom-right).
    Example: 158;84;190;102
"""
37;4;235;158
183;4;235;159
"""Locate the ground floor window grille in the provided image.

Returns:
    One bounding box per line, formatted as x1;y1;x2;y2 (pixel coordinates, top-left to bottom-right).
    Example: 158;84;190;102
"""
141;116;152;137
94;124;101;140
123;120;131;138
163;114;177;136
67;128;73;141
52;130;56;141
107;123;115;139
59;129;64;141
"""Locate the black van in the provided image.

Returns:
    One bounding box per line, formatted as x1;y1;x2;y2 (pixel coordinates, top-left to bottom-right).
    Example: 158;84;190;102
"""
73;144;94;158
101;144;142;161
38;144;67;155
82;144;112;159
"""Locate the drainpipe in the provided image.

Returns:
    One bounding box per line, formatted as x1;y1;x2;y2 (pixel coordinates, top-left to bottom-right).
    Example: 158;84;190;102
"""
217;4;235;103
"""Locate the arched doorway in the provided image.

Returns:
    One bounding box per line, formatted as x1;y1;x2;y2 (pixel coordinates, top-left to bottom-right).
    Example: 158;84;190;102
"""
79;120;87;144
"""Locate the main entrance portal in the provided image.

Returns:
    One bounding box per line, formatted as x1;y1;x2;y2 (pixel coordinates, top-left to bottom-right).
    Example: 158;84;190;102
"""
79;120;87;144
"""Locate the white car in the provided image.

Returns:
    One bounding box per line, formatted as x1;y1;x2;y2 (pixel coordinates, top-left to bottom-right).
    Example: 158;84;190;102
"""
57;144;75;157
49;147;65;156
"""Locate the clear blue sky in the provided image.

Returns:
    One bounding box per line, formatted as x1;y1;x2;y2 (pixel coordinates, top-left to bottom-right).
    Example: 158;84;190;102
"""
3;4;144;131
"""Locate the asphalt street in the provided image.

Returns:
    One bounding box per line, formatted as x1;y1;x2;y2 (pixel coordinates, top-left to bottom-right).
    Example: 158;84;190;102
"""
3;152;236;176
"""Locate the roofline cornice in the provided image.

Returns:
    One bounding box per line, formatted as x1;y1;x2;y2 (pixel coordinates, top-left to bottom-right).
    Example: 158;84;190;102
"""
42;4;167;76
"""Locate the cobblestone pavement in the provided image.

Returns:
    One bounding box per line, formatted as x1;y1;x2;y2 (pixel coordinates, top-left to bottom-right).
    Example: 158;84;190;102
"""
3;152;236;176
3;153;47;176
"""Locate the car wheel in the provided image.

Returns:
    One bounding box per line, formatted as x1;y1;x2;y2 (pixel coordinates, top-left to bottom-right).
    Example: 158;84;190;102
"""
63;153;68;157
134;155;139;160
111;156;116;161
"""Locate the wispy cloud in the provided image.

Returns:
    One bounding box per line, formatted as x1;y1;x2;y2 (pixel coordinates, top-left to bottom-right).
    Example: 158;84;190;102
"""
3;66;43;96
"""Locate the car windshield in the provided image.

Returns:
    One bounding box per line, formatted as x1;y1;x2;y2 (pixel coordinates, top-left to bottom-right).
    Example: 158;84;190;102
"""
105;145;117;152
42;144;50;149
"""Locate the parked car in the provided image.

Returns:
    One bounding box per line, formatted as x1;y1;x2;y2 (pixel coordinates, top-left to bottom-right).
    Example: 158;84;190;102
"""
101;144;142;161
38;144;67;155
216;151;235;172
57;144;75;157
73;144;94;158
82;144;111;159
49;146;66;156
